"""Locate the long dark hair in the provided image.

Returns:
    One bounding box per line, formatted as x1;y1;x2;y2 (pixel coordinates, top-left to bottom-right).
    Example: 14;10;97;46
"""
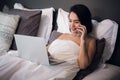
69;4;92;33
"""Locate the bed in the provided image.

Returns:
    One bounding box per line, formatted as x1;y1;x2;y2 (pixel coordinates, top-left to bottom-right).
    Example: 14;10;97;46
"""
0;0;120;80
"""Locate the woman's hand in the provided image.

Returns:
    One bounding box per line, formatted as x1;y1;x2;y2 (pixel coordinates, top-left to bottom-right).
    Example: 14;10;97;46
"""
77;25;87;43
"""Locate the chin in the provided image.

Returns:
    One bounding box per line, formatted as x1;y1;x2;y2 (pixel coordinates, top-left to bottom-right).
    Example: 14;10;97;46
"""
71;31;76;34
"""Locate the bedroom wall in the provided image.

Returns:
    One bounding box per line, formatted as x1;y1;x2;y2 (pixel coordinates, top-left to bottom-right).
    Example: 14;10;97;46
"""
5;0;120;23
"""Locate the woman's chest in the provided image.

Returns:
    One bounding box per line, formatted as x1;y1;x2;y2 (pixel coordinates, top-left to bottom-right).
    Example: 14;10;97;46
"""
58;34;80;46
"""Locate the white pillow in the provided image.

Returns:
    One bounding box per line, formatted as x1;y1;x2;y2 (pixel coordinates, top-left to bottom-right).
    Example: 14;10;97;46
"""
56;8;118;63
14;3;55;44
57;8;71;33
0;12;19;55
91;19;118;63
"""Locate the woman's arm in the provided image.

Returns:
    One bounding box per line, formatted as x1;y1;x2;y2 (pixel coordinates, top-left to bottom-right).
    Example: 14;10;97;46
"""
77;38;96;69
77;25;96;69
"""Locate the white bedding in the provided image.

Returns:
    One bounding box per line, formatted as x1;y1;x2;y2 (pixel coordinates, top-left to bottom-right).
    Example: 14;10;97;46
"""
1;50;120;80
83;64;120;80
0;51;53;80
0;50;79;80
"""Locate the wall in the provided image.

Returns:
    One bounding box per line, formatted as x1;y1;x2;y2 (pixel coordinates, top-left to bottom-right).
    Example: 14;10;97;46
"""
5;0;120;23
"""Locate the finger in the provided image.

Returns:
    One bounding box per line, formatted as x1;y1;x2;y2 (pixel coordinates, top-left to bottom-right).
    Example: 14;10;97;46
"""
77;27;85;33
77;29;83;32
77;29;84;34
78;25;85;30
78;25;87;33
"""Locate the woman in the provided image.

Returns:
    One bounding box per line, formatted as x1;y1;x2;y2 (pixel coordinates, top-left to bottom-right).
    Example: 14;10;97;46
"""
47;4;96;79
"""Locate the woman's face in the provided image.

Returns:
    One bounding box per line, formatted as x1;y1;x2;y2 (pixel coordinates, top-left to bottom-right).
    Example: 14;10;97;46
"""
69;12;82;34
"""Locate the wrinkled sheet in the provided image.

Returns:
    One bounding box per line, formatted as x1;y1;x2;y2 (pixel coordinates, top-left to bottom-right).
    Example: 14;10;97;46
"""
0;51;78;80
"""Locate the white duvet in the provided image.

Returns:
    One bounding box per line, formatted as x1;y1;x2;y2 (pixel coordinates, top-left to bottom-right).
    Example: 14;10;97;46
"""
0;50;79;80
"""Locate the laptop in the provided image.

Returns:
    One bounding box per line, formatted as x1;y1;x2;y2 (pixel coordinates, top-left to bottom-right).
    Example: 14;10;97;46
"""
14;34;65;66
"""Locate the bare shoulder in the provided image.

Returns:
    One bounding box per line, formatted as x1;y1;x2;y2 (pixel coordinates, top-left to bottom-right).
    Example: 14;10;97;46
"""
90;36;96;42
87;35;96;46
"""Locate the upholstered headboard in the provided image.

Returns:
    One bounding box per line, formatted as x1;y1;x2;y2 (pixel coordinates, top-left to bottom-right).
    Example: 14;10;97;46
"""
3;0;120;66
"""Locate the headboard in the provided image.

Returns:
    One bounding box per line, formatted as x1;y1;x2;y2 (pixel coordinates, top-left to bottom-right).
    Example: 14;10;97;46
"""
3;0;120;66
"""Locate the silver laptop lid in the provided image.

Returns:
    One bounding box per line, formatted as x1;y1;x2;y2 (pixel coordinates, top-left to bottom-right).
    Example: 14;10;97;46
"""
14;34;49;65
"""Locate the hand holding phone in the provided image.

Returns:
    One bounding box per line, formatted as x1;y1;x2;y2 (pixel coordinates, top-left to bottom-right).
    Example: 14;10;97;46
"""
77;25;87;40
